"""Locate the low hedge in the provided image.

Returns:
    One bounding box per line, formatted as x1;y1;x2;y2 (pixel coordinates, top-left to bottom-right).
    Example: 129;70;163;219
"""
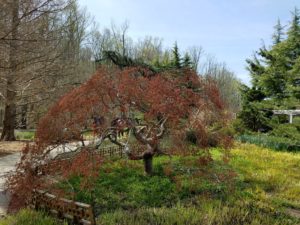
236;134;300;151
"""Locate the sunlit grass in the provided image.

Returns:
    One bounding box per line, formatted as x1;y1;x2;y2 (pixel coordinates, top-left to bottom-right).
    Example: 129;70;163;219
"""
58;142;300;224
5;143;300;224
0;209;66;225
230;142;300;210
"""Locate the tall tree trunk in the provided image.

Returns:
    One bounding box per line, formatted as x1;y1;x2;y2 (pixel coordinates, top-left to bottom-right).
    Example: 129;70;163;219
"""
1;0;19;141
1;101;16;141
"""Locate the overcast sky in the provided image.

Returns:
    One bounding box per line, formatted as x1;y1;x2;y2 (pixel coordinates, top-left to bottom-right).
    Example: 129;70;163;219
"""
78;0;300;85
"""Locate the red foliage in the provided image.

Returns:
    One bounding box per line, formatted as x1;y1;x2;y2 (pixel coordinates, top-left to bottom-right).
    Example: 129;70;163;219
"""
7;66;230;211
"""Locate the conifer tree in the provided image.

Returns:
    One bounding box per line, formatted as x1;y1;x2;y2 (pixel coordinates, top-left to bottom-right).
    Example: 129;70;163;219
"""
183;52;192;69
239;8;300;132
172;42;182;69
272;19;284;44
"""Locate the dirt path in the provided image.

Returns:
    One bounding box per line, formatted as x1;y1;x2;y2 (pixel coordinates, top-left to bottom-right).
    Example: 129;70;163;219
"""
0;153;21;216
0;140;84;216
0;141;27;154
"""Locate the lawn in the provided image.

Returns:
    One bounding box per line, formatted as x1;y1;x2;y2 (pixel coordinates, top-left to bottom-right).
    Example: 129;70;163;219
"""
230;143;300;211
61;142;300;224
15;130;35;141
2;142;300;225
0;209;66;225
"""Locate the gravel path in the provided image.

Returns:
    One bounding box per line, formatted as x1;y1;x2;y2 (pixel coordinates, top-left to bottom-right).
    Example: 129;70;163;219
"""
0;139;99;216
0;153;21;216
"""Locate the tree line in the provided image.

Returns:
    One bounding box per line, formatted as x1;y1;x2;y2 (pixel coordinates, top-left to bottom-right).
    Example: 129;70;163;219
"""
0;0;241;141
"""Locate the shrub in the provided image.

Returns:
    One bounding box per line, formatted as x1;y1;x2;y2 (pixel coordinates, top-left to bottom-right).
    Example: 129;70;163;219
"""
236;134;300;151
232;118;248;135
271;123;300;141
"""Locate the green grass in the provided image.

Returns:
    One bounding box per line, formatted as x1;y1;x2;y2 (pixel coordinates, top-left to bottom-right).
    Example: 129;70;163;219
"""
230;143;300;210
15;130;35;141
0;209;66;225
63;155;236;214
6;143;300;224
98;202;296;225
55;143;300;224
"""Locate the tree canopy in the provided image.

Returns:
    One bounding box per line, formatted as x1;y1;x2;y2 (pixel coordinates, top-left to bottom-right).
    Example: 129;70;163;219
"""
8;65;230;210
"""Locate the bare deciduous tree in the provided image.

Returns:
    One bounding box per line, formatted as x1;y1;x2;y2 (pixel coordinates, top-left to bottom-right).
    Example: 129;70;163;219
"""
0;0;92;140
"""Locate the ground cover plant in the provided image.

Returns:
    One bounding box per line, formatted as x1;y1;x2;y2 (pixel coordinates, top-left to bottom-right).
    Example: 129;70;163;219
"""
0;209;66;225
62;143;300;224
3;142;300;224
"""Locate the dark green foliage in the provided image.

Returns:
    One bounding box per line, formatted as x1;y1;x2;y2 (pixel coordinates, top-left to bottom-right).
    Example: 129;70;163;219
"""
239;8;300;133
238;103;272;132
271;123;300;140
240;85;266;102
171;42;182;69
182;52;192;69
236;134;300;151
272;19;285;44
103;51;160;74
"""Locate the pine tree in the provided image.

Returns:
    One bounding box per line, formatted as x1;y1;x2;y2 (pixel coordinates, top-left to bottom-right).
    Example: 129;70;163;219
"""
286;8;300;63
171;42;182;69
239;9;300;132
287;8;300;40
272;19;284;44
183;52;192;69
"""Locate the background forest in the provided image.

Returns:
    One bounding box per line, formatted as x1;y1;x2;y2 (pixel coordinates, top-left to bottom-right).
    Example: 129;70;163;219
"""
0;0;240;141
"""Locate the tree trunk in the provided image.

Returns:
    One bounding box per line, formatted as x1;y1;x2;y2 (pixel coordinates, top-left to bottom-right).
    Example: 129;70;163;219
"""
143;152;153;175
1;102;16;141
0;0;19;141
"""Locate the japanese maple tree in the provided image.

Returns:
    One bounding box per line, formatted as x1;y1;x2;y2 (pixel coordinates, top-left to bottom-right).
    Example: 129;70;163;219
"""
8;66;229;210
